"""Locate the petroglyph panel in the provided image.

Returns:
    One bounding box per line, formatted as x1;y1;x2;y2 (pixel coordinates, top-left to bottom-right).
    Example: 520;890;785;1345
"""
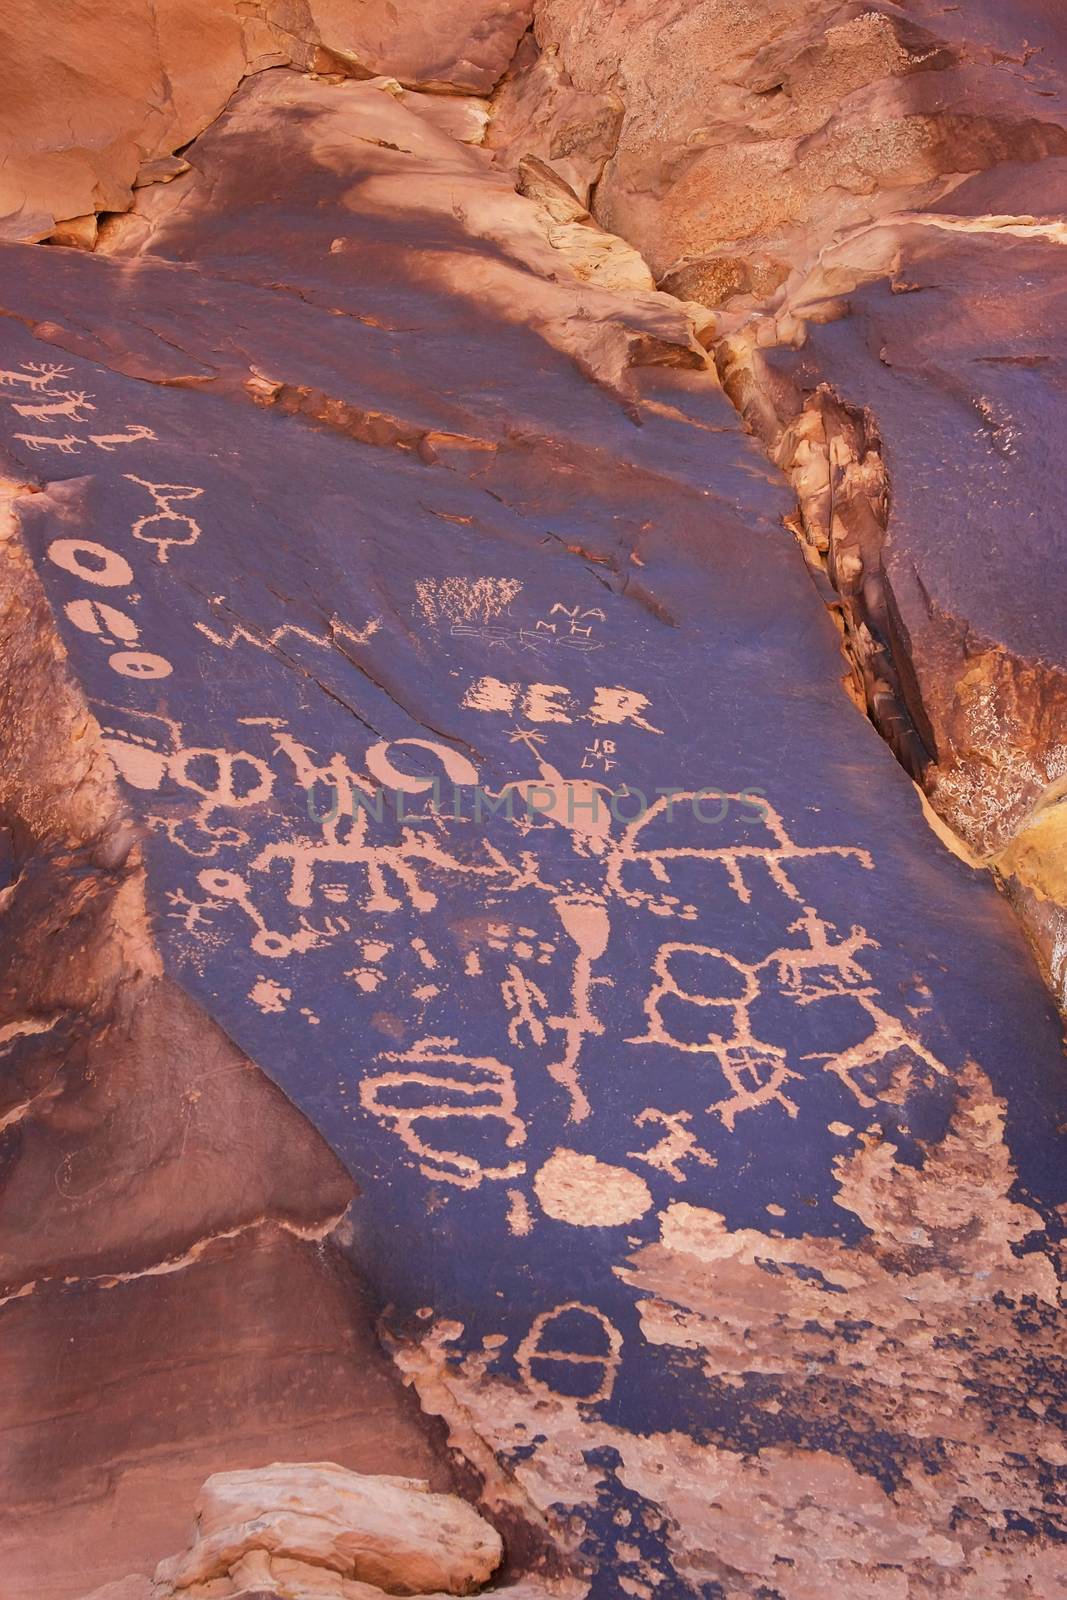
2;215;1063;1599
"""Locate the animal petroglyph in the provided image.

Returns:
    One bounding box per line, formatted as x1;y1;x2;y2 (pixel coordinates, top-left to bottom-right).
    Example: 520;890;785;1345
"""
91;424;157;451
606;790;872;911
13;431;82;454
251;808;517;931
0;361;71;390
630;903;953;1125
11;389;95;422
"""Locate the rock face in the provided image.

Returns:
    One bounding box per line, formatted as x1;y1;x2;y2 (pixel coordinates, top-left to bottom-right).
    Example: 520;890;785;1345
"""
1;5;1066;1600
0;1;533;240
82;1464;507;1599
153;1463;503;1597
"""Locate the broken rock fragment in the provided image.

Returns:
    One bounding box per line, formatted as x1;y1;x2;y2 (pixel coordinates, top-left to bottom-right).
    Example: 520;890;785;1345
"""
154;1464;503;1596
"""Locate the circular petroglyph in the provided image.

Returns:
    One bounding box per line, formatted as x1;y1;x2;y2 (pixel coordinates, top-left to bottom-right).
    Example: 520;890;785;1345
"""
534;1147;652;1227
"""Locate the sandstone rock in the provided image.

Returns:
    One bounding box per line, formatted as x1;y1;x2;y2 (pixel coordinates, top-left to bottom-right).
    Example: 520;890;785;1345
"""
2;4;1067;1599
0;495;458;1600
153;1464;502;1595
487;33;623;207
532;0;1067;281
0;2;531;243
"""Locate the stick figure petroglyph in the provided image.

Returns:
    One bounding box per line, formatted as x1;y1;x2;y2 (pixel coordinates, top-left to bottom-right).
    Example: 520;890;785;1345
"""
628;1108;718;1183
502;963;550;1047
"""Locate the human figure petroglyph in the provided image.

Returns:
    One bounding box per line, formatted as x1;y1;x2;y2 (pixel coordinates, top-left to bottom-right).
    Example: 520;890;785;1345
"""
162;704;942;1126
124;475;203;562
11;389;96;422
91;424;157;451
502;963;550;1047
755;905;951;1103
516;1302;623;1404
13;431;82;454
0;361;71;390
630;900;953;1123
361;1036;526;1189
764;906;875;1001
628;1108;718;1183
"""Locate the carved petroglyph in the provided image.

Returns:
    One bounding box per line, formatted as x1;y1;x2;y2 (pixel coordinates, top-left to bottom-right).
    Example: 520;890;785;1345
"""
533;1147;652;1227
516;1302;623;1404
607;790;872;911
464;678;662;731
146;694;945;1160
90;424;157;451
13;431;82;453
629;941;801;1129
502;963;550;1047
251;808;514;930
360;1036;526;1189
630;900;952;1124
48;539;134;588
196;612;381;654
124;475;204;564
11;389;95;421
64;598;140;645
415;576;523;627
628;1108;718;1183
0;361;72;390
48;535;175;682
543;893;611;1122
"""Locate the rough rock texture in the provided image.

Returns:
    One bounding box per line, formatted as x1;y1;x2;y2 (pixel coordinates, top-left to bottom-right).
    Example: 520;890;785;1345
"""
1;5;1066;1600
0;496;460;1596
0;0;532;240
491;0;1067;1001
148;1462;503;1597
